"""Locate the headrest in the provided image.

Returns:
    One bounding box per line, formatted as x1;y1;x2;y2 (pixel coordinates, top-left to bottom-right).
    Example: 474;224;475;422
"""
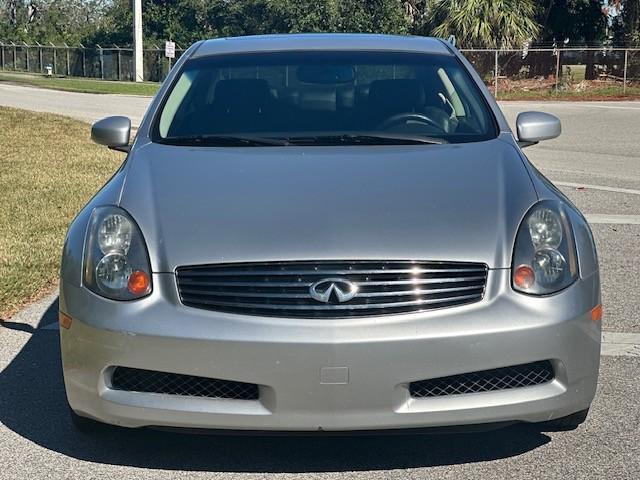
298;87;337;112
368;79;425;113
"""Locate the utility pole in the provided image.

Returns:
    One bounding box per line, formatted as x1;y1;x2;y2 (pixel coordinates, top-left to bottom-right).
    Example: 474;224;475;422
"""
133;0;143;82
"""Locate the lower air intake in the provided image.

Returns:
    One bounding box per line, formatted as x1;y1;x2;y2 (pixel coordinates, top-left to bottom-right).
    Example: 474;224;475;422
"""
409;361;554;398
111;367;259;400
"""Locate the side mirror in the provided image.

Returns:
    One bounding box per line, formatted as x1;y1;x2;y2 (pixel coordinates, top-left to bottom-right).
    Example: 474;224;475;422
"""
516;111;561;148
91;116;131;152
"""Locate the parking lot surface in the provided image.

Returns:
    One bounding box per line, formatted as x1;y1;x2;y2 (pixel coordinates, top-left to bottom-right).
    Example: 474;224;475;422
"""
1;89;639;479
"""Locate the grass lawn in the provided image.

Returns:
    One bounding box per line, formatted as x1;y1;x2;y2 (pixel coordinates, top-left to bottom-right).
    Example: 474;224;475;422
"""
0;107;123;318
498;85;640;101
0;71;159;96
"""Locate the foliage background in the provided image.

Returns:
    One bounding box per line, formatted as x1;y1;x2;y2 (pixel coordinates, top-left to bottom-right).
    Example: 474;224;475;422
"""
0;1;637;49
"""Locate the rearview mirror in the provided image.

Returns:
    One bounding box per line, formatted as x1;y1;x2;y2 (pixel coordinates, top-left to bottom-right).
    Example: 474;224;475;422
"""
516;111;561;148
91;116;131;152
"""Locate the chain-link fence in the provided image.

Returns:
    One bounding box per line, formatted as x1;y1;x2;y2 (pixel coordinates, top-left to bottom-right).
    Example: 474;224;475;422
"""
0;42;185;82
460;47;640;98
1;43;639;95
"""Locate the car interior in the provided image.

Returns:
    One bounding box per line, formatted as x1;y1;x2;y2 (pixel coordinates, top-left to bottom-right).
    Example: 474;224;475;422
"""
159;56;493;142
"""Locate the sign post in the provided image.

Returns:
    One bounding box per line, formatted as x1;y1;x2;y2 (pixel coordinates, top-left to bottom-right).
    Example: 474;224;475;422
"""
165;40;175;72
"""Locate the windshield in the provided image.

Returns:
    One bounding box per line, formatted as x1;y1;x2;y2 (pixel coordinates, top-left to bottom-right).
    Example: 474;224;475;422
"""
154;51;497;146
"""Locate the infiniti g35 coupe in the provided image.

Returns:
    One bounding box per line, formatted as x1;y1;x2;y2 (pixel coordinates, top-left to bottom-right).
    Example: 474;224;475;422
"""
59;34;601;433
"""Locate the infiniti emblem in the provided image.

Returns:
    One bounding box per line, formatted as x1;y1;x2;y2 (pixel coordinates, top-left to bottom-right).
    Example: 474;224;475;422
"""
309;278;359;303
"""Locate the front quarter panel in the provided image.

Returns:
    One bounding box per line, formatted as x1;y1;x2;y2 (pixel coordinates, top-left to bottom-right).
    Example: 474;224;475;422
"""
568;207;599;281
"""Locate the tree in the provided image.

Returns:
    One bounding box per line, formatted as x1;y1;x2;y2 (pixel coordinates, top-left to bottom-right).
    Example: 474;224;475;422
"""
536;1;608;79
537;0;607;46
268;0;338;33
335;0;408;34
421;0;540;49
143;0;200;44
0;0;110;43
622;0;640;44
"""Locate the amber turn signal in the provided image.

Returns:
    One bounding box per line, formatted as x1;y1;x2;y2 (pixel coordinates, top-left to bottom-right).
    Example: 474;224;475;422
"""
514;264;535;289
591;304;603;322
59;311;73;329
128;270;151;295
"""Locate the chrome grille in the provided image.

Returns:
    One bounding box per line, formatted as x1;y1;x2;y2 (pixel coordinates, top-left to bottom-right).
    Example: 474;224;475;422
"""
176;260;488;318
111;367;259;400
409;361;555;398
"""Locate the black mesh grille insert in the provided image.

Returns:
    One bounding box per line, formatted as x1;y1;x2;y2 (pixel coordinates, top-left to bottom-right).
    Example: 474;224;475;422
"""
111;367;259;400
409;361;554;398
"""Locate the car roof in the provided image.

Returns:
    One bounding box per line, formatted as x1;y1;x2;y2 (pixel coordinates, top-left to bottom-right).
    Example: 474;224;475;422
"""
191;34;453;58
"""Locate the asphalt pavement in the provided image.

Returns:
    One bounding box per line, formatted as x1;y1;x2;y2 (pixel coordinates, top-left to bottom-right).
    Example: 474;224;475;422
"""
1;86;639;479
0;83;151;126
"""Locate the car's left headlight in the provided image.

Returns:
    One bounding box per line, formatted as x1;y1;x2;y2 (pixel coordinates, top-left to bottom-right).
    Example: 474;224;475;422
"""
512;200;579;295
83;206;152;300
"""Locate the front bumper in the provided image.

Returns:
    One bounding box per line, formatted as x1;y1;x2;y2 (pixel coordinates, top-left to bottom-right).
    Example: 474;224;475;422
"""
59;269;601;431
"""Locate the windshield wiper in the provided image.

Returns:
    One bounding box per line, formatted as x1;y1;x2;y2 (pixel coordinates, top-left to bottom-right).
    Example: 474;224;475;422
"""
160;134;289;147
160;133;446;147
280;133;447;146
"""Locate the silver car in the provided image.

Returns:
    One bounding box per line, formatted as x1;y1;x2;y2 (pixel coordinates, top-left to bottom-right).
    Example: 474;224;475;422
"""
60;34;601;434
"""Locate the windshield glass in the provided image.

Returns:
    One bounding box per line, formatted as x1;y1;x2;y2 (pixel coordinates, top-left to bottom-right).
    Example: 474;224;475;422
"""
154;51;497;146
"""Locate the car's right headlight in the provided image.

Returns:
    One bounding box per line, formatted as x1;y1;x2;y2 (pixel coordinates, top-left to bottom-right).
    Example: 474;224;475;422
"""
512;200;579;295
83;206;152;300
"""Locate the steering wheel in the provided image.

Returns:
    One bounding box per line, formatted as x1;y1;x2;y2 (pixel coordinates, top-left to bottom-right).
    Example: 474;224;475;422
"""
377;112;446;133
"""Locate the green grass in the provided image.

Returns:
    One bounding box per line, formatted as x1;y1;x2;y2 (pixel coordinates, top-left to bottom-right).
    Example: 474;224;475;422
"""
0;107;123;318
0;71;159;96
564;64;586;82
498;85;640;101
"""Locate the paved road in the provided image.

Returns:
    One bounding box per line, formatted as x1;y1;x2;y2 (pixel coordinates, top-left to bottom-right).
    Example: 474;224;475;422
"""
1;87;639;479
0;83;151;126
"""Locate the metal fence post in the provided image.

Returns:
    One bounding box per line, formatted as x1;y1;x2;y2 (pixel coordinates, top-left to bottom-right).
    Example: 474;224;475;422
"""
555;51;561;94
0;43;4;70
117;46;122;80
37;42;42;73
24;42;29;71
12;42;17;70
623;49;628;95
99;45;104;79
80;43;86;77
494;49;498;97
51;43;56;74
65;43;70;76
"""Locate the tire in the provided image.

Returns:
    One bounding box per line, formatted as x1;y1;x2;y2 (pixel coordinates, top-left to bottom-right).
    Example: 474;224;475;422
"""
541;408;590;431
69;408;109;434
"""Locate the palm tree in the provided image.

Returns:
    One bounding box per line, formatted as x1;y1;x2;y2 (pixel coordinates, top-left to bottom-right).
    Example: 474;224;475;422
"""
424;0;540;49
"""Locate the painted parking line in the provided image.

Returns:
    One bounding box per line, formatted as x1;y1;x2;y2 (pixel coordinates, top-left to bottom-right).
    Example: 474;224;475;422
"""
553;181;640;196
602;332;640;358
584;214;640;225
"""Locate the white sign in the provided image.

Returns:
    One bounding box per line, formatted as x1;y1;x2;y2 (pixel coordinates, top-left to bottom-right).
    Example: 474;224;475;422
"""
165;41;175;59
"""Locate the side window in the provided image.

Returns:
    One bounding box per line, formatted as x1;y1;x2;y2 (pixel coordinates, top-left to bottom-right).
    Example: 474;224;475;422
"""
159;70;198;137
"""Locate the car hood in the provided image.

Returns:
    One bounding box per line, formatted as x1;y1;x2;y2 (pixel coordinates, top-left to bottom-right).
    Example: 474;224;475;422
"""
120;139;537;271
